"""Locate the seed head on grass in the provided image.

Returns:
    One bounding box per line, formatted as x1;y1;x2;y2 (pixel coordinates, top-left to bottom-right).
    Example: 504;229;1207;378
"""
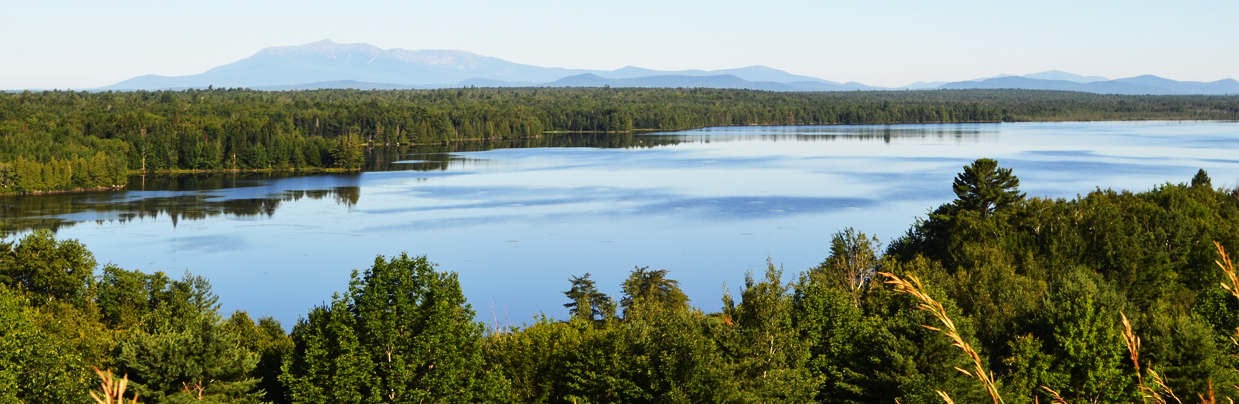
1122;312;1143;386
1040;386;1068;404
90;367;139;404
1217;242;1239;301
1122;311;1181;404
880;271;1003;404
1145;368;1183;404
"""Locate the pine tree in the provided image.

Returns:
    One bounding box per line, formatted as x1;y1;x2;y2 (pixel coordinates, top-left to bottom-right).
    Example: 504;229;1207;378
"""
952;158;1025;217
563;273;615;322
620;266;689;317
113;275;263;404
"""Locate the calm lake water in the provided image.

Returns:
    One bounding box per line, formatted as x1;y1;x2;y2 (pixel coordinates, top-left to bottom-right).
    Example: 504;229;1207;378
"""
4;121;1237;326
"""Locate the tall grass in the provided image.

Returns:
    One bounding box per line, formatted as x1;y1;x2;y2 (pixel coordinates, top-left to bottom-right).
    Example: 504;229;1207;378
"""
882;241;1239;404
89;367;138;404
1123;241;1238;404
880;271;1004;404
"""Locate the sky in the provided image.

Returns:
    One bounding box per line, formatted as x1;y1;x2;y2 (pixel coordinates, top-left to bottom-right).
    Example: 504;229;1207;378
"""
3;0;1237;90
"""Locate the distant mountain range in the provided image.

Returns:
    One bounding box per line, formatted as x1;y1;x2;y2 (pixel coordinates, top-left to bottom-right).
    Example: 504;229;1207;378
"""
939;75;1239;95
100;40;1239;95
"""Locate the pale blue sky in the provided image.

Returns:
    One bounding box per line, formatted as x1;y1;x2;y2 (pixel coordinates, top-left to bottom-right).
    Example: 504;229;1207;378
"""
3;0;1236;89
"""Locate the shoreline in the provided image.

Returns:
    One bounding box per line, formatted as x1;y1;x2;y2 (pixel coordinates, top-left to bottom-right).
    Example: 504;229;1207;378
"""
3;118;1235;197
0;184;127;196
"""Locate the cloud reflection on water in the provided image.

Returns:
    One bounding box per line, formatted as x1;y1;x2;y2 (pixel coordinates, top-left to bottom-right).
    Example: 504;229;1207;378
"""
3;121;1237;327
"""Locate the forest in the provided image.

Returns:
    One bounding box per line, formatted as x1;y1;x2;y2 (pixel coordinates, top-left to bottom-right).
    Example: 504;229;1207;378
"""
2;87;1238;193
2;159;1238;403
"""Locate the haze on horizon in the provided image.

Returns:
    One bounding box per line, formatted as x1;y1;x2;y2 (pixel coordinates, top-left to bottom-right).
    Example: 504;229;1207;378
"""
3;0;1237;90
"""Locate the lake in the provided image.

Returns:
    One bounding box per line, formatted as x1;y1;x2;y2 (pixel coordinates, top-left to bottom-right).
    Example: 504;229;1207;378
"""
3;121;1236;327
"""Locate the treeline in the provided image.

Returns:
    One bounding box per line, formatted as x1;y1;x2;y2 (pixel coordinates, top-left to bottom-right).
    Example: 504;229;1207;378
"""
3;87;1238;192
4;162;1239;403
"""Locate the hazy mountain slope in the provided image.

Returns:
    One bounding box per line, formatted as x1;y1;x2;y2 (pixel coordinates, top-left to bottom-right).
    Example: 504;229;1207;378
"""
99;40;842;90
593;66;838;84
95;40;1237;94
1023;70;1109;83
1113;75;1239;95
253;80;427;91
102;40;597;90
545;74;859;91
940;76;1181;95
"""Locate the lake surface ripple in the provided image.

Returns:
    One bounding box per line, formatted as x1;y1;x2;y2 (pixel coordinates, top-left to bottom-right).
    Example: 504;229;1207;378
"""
2;121;1236;326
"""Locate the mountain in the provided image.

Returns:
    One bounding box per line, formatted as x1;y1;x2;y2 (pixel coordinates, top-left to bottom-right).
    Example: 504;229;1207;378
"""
544;74;875;91
903;81;949;90
1022;70;1109;83
96;40;1237;95
594;65;839;84
1112;75;1239;94
102;40;593;90
253;80;426;91
100;39;841;91
939;75;1239;95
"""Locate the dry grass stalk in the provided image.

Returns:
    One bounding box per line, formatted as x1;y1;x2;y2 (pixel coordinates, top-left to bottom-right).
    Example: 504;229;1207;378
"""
1200;380;1217;404
90;367;139;404
1145;368;1183;404
1124;311;1181;404
880;271;1004;404
1122;312;1144;386
1040;386;1068;404
1215;242;1239;393
1217;242;1239;301
936;391;956;404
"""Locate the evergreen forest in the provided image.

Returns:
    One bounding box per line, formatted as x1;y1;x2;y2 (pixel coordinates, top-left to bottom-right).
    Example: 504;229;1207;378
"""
3;87;1238;193
2;159;1239;404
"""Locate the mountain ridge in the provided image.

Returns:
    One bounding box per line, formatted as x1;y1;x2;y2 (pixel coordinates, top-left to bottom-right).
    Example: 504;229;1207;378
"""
98;40;1239;95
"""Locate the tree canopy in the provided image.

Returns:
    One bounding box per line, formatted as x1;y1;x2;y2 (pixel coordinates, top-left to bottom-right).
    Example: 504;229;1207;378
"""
3;87;1237;193
1;163;1238;403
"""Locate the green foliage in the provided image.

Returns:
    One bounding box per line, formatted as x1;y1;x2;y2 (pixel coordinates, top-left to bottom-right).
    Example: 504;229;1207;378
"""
114;274;263;404
0;285;92;404
952;158;1025;218
795;255;988;404
1192;168;1212;189
329;134;364;169
721;260;819;402
620;266;689;316
0;229;96;305
0;231;288;404
281;253;496;403
1033;269;1135;403
563;273;616;322
818;228;882;305
3;88;1238;192
891;166;1239;402
227;311;293;404
3;157;1239;403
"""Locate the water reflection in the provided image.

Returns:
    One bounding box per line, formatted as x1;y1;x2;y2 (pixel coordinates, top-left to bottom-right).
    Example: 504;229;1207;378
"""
0;186;360;233
4;121;1235;327
369;132;686;171
2;128;966;233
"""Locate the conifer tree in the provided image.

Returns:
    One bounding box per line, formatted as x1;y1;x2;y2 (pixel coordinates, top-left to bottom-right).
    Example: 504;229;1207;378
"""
952;158;1025;217
563;273;615;322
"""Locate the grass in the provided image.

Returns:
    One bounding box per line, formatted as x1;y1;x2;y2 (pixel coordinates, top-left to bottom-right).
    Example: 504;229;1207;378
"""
880;271;1004;404
90;367;138;404
882;240;1239;404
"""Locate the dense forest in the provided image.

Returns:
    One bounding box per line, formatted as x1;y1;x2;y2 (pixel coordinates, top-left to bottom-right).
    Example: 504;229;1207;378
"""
2;87;1238;193
2;160;1238;403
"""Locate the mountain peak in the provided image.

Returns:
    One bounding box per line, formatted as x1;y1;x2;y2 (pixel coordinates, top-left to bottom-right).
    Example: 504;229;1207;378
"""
253;39;383;59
